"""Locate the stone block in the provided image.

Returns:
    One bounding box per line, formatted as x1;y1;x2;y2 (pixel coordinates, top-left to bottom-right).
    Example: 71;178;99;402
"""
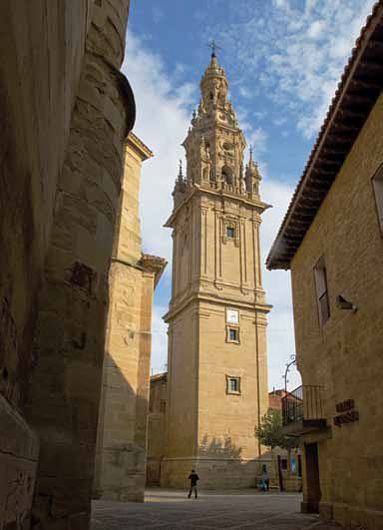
0;395;39;529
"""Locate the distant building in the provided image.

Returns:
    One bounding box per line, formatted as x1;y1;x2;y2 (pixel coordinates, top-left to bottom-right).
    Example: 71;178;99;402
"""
268;389;288;411
147;380;302;491
162;51;271;489
94;133;166;502
268;390;302;492
267;3;383;529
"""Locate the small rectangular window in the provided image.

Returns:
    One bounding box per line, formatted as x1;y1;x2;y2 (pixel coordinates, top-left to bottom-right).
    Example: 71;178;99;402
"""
227;326;239;343
314;256;330;326
227;226;235;238
372;165;383;232
281;459;288;470
227;376;241;394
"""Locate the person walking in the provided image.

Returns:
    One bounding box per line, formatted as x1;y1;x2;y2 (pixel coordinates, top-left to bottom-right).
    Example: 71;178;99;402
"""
187;469;199;499
261;464;270;492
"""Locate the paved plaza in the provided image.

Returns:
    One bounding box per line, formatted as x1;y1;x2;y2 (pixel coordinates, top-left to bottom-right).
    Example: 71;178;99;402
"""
91;489;340;529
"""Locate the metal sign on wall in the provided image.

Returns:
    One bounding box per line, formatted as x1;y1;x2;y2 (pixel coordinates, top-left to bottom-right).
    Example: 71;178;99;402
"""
333;399;359;427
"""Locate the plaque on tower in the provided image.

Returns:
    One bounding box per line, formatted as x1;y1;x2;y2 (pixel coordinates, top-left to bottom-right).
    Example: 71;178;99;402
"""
226;309;239;325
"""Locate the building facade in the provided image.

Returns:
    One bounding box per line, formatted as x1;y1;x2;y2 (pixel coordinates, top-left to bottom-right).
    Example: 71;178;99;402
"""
147;380;302;492
147;373;168;486
162;52;271;489
0;1;135;528
268;390;302;493
94;134;166;502
267;3;383;529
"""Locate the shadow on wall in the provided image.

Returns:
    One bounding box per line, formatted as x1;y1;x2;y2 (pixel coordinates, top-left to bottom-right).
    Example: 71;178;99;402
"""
93;350;150;503
199;434;243;459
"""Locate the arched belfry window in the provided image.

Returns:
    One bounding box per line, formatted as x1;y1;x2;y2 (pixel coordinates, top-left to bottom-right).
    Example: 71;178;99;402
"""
222;165;234;185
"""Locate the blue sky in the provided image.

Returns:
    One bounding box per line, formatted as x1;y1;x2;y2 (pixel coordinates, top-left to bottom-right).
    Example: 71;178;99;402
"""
123;0;375;391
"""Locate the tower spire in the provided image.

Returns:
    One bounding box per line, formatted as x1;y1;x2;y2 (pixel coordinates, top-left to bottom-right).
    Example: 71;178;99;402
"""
178;159;183;180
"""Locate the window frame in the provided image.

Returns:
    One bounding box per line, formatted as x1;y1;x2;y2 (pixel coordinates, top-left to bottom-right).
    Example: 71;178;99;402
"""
371;164;383;234
226;375;241;395
313;256;330;327
226;325;240;344
226;226;235;239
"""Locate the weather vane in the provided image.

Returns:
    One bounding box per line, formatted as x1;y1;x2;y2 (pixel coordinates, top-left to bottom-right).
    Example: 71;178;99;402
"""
207;40;222;57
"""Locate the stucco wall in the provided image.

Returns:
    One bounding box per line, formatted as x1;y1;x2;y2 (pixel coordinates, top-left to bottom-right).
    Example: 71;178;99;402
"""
291;94;383;529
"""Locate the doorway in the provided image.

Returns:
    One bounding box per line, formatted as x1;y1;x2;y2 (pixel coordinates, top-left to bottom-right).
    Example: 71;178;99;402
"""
303;443;321;513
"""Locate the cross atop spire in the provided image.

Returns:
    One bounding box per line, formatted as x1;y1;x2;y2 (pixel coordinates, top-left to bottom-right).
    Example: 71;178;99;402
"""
207;40;221;58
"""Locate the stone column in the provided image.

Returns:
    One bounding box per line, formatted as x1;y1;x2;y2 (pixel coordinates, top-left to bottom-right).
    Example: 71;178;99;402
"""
26;1;135;528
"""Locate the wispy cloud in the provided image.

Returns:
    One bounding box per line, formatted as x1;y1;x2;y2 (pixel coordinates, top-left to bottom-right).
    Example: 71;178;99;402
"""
122;33;195;265
204;0;375;139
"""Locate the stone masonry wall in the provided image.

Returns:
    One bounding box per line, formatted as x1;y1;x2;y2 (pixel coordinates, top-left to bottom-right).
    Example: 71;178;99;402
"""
0;2;94;527
147;375;167;486
0;1;134;528
26;2;133;527
94;136;166;503
291;94;383;529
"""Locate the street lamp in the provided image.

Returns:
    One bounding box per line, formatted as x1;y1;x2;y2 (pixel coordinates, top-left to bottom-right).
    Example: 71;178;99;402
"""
284;354;296;392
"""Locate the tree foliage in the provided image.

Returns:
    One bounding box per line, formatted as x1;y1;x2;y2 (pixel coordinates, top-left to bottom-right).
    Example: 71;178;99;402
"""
255;409;298;450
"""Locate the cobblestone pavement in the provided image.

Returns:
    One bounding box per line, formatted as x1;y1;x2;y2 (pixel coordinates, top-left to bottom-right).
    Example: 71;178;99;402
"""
91;489;341;530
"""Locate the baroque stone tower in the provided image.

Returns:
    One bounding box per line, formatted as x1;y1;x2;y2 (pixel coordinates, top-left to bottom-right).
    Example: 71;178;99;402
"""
162;52;271;488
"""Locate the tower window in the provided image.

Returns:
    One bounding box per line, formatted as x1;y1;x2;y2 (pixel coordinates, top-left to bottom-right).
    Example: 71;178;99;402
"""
229;328;238;341
222;165;234;185
314;256;330;326
227;326;239;343
226;376;241;394
227;226;235;238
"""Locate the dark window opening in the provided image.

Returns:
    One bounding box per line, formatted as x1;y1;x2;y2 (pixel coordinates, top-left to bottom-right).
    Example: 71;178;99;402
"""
314;256;330;326
227;376;241;394
227;226;235;238
222;165;234;185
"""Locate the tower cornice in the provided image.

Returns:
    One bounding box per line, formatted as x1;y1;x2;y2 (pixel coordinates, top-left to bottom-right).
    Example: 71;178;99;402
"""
164;184;271;229
163;291;272;324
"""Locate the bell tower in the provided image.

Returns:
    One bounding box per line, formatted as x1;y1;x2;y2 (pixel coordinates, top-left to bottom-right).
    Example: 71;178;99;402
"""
162;51;272;488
